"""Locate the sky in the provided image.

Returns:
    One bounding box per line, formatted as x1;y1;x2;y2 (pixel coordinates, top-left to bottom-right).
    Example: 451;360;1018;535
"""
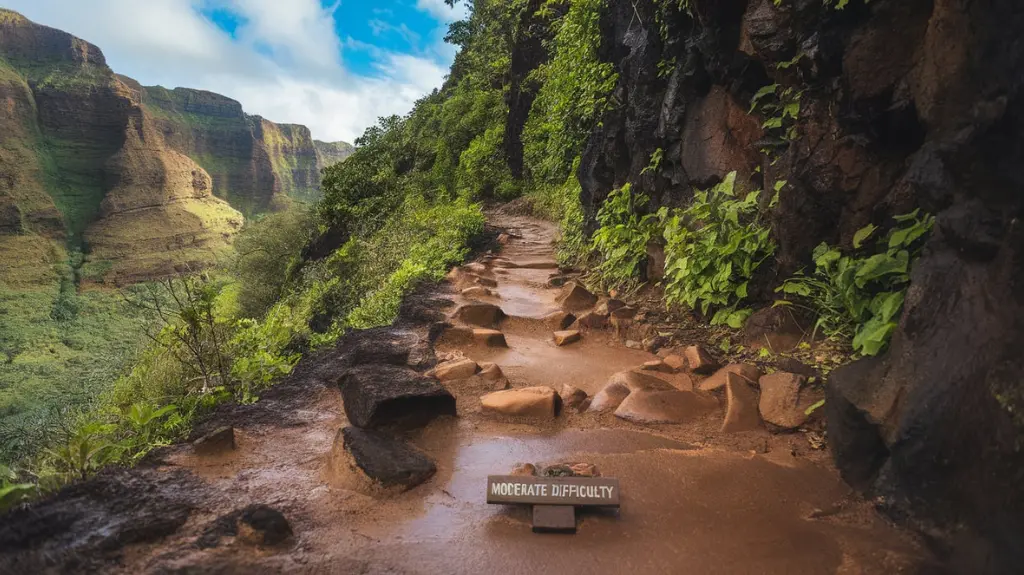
2;0;470;143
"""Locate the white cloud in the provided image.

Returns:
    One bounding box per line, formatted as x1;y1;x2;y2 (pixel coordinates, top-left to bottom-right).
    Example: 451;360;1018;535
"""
0;0;454;143
416;0;470;22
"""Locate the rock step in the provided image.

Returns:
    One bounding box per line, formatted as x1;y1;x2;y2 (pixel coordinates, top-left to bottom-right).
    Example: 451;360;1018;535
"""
481;386;561;418
338;365;456;429
337;427;436;490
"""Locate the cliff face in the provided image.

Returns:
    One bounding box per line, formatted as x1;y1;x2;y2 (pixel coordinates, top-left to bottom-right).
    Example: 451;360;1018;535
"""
0;9;351;287
575;0;1024;568
313;140;354;170
137;85;349;214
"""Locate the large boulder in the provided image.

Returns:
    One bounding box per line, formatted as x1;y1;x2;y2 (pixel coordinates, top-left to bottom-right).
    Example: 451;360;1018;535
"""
338;365;456;429
452;303;506;329
338;427;436;490
481;386;561;418
613;389;719;425
588;370;676;412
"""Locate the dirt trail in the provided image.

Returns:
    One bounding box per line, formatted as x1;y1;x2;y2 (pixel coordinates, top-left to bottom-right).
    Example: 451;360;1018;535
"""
98;216;930;573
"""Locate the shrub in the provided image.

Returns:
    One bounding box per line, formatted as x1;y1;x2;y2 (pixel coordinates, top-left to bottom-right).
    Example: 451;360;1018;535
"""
776;210;934;356
523;0;617;184
590;183;659;290
662;172;776;328
231;208;314;320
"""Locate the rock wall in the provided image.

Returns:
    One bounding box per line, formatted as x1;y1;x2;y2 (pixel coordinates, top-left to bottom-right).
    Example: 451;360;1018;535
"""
578;0;1024;570
0;9;352;286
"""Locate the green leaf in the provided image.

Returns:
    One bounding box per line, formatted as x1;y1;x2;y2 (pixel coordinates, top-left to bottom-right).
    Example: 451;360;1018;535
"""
853;319;897;356
892;209;921;223
853;224;877;249
871;291;905;323
726;308;753;329
750;84;778;112
854;251;909;288
804;399;826;416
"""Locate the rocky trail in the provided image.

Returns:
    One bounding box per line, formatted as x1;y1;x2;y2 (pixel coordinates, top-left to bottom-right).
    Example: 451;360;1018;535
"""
0;215;936;574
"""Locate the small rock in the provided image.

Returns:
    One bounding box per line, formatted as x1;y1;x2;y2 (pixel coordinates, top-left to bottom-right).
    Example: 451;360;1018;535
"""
775;357;821;379
481;387;561;418
463;262;491;275
569;463;599;477
339;427;437;489
235;505;293;547
479;363;510;390
193;427;235;456
473;329;508;348
625;340;643;350
553;330;582;346
430;358;479;381
511;463;537;476
662;355;686;372
699;364;762;392
614;390;720;425
684;345;719;374
461;286;494;298
611;305;638;319
478;362;504;381
559;384;588;410
453;303;505;329
556;281;598;312
758;372;812;430
576;311;609;329
643;335;669;353
641;360;672;373
541;464;575;477
497;233;511;244
721;373;763;433
595;299;625;315
543;310;577;330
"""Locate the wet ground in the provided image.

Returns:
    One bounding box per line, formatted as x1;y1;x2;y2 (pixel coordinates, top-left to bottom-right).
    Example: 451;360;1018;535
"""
18;216;932;574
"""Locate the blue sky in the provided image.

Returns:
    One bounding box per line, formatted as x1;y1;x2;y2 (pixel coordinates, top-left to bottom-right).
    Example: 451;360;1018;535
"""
2;0;469;142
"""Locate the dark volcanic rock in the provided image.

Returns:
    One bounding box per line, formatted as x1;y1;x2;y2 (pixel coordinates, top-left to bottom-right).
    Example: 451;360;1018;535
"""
192;426;235;456
199;504;293;549
339;427;436;490
338;364;456;429
0;468;198;572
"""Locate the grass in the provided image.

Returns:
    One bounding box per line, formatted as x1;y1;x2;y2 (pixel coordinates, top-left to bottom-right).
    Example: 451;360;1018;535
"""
0;283;159;464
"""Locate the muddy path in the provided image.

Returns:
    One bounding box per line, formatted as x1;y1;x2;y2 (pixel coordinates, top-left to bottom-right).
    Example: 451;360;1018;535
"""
0;215;934;574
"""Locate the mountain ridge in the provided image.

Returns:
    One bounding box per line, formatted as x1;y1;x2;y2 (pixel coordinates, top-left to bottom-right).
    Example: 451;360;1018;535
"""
0;7;352;287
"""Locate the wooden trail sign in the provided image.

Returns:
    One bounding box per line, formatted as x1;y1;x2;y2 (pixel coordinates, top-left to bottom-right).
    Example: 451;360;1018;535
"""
486;475;620;533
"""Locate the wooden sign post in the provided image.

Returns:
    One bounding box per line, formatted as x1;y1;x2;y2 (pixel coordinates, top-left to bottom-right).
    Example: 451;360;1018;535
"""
486;475;620;533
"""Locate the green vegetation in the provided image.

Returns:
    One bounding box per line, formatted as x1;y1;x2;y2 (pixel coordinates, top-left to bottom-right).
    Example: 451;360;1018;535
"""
661;172;776;328
590;183;658;290
524;0;617;184
777;211;934;355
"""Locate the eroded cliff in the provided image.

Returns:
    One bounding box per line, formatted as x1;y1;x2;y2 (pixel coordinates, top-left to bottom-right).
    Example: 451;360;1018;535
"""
0;8;351;287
